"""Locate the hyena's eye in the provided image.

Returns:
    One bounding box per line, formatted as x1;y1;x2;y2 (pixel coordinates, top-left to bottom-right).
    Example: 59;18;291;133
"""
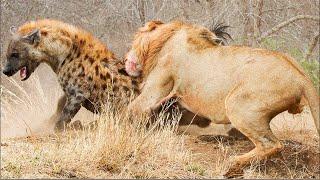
11;52;19;58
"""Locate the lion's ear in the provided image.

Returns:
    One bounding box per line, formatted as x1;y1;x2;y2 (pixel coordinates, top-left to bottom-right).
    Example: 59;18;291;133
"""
22;29;41;45
139;20;164;32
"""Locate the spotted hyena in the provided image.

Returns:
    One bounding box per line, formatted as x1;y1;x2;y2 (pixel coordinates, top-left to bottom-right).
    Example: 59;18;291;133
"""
2;19;141;131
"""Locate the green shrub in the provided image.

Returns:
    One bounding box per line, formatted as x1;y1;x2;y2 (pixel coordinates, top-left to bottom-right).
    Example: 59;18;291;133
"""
260;37;287;51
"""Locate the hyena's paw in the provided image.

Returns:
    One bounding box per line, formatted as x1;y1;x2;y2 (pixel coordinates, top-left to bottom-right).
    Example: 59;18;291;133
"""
54;121;68;133
54;120;83;132
68;120;83;130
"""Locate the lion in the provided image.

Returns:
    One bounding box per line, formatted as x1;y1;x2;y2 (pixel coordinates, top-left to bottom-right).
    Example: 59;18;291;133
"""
124;20;320;175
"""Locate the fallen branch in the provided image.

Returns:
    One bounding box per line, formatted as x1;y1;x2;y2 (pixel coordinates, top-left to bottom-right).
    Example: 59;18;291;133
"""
257;15;320;43
304;33;320;61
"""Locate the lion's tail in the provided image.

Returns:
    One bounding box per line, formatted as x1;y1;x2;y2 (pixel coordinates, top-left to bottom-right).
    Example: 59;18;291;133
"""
303;80;320;135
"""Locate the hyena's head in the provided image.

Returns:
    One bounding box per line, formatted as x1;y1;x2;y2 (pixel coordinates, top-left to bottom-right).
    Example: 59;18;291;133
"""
3;27;44;81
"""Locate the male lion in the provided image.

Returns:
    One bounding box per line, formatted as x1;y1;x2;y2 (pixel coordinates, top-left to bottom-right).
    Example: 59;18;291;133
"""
124;21;320;175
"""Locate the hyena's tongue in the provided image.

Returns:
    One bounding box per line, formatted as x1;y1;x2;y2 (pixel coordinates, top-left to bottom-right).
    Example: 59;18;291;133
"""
20;67;27;79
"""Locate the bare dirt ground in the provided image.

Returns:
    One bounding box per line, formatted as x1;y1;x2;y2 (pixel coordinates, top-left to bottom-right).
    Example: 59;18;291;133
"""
184;131;319;178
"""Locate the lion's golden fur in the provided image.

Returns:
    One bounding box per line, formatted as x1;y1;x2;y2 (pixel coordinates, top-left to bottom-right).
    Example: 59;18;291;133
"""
126;20;320;175
132;21;222;77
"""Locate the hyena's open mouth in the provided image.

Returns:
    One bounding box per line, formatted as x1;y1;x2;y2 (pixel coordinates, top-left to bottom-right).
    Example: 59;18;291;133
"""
19;66;30;81
3;65;31;81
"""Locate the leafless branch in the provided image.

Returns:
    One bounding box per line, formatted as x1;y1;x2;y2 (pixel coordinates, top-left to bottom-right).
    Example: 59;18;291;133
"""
137;0;146;25
304;34;320;61
262;6;297;14
257;15;320;43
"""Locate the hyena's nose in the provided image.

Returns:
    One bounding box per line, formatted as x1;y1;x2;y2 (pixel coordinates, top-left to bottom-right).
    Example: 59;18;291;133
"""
2;67;13;76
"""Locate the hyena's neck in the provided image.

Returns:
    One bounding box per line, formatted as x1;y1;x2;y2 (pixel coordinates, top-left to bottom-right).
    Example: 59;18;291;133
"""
39;30;77;74
44;54;60;73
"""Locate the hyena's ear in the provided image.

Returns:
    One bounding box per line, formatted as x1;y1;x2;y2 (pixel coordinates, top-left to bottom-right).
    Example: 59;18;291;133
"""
139;20;164;32
9;26;17;35
22;29;41;44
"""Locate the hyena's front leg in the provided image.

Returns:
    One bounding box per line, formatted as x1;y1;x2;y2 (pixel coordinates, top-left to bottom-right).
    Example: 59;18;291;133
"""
49;94;67;125
54;94;86;132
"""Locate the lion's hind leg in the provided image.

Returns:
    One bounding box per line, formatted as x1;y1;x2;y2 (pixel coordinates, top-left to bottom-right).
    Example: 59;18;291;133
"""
224;90;283;177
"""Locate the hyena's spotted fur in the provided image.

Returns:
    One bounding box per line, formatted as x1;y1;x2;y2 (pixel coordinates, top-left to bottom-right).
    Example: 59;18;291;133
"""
4;19;140;130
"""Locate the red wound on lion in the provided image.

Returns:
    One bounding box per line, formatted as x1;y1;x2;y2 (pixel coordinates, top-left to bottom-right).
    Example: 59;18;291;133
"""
125;59;138;76
129;61;137;71
125;51;141;77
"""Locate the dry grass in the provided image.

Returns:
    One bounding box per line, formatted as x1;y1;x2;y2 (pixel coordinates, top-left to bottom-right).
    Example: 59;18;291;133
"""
1;109;194;179
1;70;319;179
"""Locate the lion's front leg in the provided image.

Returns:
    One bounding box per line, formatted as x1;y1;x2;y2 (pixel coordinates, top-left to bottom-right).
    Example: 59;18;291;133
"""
128;71;175;120
128;87;174;118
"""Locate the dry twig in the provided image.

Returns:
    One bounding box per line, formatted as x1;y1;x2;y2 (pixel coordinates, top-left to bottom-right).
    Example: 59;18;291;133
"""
304;33;320;61
257;15;320;43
